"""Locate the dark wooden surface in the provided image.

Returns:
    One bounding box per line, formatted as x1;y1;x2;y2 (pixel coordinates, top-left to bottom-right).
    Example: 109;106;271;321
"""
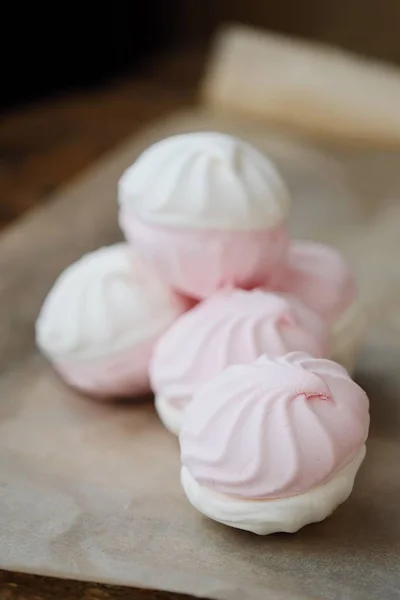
0;571;196;600
0;46;205;231
0;46;205;600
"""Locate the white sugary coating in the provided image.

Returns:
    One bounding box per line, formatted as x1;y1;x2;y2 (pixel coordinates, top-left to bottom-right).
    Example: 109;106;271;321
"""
181;446;366;535
118;132;291;230
36;244;186;362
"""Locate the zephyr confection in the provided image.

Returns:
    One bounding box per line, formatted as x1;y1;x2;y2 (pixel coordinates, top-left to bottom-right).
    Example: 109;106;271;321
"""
36;244;188;398
119;132;291;298
180;352;369;534
150;289;329;434
275;240;363;371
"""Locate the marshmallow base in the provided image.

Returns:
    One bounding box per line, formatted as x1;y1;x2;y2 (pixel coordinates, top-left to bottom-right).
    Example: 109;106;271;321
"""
155;394;185;435
181;446;366;535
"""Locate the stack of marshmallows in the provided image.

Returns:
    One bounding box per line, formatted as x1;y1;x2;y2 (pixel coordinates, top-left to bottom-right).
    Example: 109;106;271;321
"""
36;132;370;535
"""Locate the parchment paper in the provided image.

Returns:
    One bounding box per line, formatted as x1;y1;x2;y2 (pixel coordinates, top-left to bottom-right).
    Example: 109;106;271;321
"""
203;25;400;146
1;111;400;600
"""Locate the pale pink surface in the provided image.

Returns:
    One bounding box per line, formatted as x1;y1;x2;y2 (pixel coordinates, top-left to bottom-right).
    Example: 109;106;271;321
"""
119;211;290;299
151;290;330;413
180;351;369;499
275;240;357;324
55;337;157;399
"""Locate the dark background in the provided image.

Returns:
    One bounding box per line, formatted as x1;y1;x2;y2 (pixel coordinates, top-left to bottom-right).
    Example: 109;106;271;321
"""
3;0;400;111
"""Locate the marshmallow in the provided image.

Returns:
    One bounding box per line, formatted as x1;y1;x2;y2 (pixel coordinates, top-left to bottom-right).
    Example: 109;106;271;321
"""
180;352;369;534
36;244;188;398
151;290;329;434
275;240;363;372
119;132;291;298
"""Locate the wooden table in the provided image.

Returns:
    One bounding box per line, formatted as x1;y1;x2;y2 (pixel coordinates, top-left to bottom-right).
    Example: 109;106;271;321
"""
0;571;195;600
0;45;204;600
0;46;204;230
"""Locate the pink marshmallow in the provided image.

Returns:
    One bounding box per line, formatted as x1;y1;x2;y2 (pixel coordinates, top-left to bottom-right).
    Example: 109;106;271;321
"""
151;289;330;431
181;352;369;499
120;211;290;299
275;240;357;324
